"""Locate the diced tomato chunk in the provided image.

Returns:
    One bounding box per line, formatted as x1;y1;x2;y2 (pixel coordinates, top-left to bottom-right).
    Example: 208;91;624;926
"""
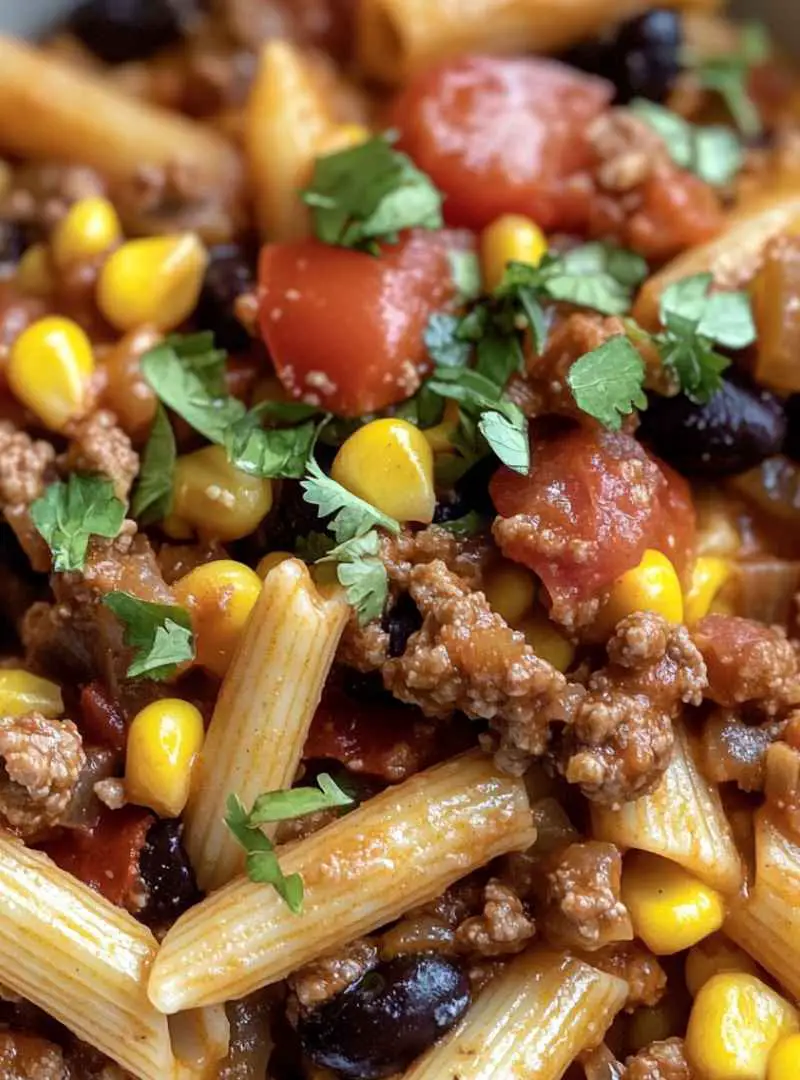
258;229;473;417
389;56;612;232
490;427;695;619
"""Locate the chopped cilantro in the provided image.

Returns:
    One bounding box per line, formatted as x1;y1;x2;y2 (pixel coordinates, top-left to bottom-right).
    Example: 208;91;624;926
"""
685;22;769;137
448;249;482;302
131;403;175;526
567;336;647;430
224;401;323;480
630;99;744;187
423;313;472;369
31;475;126;573
102;592;195;680
437;511;485;538
301;134;443;253
301;460;400;543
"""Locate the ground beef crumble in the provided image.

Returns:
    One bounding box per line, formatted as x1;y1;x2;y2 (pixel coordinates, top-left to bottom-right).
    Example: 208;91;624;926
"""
624;1038;694;1080
454;879;535;957
540;841;631;951
0;423;56;509
694;614;800;715
61;411;139;502
0;1029;70;1080
0;712;84;839
288;938;378;1011
586;942;667;1011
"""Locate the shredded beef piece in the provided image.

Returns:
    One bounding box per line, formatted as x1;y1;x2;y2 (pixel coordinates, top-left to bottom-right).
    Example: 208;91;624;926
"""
624;1038;694;1080
0;712;84;839
381;526;488;590
541;841;631;951
0;422;56;508
454;879;535;957
694;614;800;715
289;938;378;1011
383;561;572;759
62;411;139;502
54;527;173;608
559;612;707;806
587;942;667;1011
0;1030;69;1080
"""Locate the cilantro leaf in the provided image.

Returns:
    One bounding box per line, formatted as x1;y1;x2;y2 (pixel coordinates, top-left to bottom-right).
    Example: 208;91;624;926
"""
657;334;730;403
31;475;126;573
301;460;400;543
131;403;175;526
224;794;304;914
319;531;390;625
437;511;485;538
248;772;354;824
448;249;482;301
224;408;321;480
478;410;529;474
630;99;744;186
301;134;443;252
686;22;769;137
475;331;524;388
102;591;194;680
141;333;245;444
567;336;647;430
536;244;647;315
424;313;472;368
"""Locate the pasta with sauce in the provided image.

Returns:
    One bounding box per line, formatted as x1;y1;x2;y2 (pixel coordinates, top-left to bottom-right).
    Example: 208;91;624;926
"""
0;1;797;1078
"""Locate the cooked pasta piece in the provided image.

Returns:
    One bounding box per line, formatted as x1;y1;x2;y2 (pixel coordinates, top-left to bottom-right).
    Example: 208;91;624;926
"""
149;750;536;1014
183;559;349;892
592;722;742;894
402;949;627;1079
726;809;800;1001
245;40;336;241
0;35;241;191
0;830;220;1080
357;0;719;83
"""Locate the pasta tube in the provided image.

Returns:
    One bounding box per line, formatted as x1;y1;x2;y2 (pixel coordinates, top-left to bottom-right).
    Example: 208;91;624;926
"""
592;723;742;894
150;750;536;1014
726;809;800;1001
0;831;201;1080
245;40;335;241
0;36;241;191
357;0;719;84
402;949;627;1079
183;559;349;892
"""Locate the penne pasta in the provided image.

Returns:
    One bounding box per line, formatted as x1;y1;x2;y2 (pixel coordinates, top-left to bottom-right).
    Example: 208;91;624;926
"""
592;722;743;894
0;830;211;1080
357;0;719;84
0;35;241;191
726;809;800;1001
245;40;336;241
402;949;628;1079
169;1005;231;1078
183;559;349;892
149;750;536;1014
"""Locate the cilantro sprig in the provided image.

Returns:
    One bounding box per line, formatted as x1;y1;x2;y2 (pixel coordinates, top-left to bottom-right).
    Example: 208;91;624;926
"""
225;775;355;913
102;592;195;680
131;403;176;526
630;100;744;187
301;134;443;253
567;337;646;430
685;22;769;138
31;475;126;573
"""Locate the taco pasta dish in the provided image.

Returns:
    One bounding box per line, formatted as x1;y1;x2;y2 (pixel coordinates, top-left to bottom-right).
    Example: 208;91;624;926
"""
0;0;799;1077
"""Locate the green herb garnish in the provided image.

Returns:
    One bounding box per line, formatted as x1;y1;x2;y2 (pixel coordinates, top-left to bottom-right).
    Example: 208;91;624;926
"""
630;99;744;186
31;475;126;573
131;403;176;526
102;592;194;680
685;22;769;138
567;336;647;430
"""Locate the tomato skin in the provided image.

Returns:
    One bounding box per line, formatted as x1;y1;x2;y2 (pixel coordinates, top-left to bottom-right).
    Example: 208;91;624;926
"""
390;56;612;231
490;427;695;617
258;229;472;417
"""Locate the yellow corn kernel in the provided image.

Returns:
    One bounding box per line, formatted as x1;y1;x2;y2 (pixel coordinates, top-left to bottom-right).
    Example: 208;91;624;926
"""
315;123;371;158
596;549;683;637
423;399;461;454
256;551;293;578
480;213;547;293
164;445;273;543
684;557;734;627
768;1033;800;1080
484;560;537;624
51;196;122;268
685;933;761;997
126;699;205;818
97;233;209;333
0;670;63;718
173;560;262;679
16;242;54;297
7;315;94;432
686;973;799;1080
622;852;725;956
331;418;435;524
517;608;575;673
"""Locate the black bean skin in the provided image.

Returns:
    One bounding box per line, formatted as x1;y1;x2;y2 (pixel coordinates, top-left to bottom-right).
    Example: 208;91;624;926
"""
138;820;202;927
784;395;800;462
195;244;256;352
640;377;787;478
69;0;194;65
298;954;471;1079
382;592;423;658
563;9;682;104
0;222;30;269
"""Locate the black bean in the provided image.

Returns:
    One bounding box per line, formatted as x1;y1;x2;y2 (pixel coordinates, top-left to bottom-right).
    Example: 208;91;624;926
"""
563;9;682;104
382;593;422;658
298;954;470;1079
69;0;195;65
0;222;30;269
640;376;787;477
784;395;800;463
195;244;256;352
138;820;202;927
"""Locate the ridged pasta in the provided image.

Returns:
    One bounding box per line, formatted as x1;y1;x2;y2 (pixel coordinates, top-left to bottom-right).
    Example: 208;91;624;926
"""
183;558;349;892
150;750;536;1014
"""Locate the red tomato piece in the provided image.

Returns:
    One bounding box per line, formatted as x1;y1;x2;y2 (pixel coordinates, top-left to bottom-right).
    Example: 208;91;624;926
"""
259;228;473;417
490;427;695;620
389;56;612;231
